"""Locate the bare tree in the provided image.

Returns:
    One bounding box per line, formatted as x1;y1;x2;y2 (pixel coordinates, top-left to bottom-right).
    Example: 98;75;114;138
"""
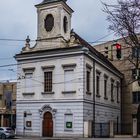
103;0;140;47
103;0;140;79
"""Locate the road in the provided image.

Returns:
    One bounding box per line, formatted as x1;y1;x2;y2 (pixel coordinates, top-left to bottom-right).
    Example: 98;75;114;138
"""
11;136;140;140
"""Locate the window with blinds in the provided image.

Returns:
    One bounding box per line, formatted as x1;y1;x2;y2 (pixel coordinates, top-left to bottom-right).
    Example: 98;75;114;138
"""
64;69;74;92
25;73;33;93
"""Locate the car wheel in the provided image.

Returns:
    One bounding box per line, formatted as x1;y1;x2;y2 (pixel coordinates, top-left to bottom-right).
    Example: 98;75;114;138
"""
1;134;6;139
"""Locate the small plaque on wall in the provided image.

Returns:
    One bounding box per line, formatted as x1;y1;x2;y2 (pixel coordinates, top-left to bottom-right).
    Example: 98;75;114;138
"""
26;121;32;127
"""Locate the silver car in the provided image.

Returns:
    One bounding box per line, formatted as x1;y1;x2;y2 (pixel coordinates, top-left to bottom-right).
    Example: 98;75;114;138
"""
0;127;15;139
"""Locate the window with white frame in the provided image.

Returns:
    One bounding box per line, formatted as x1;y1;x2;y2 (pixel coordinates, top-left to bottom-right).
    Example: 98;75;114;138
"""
64;114;73;131
64;69;74;92
86;64;92;94
62;64;76;94
25;73;33;93
96;70;101;97
116;82;120;103
86;70;90;93
23;67;35;94
104;75;108;99
44;71;53;92
42;65;55;94
111;79;114;102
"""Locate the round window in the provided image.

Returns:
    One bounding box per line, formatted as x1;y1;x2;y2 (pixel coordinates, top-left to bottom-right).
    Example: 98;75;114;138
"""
44;14;54;32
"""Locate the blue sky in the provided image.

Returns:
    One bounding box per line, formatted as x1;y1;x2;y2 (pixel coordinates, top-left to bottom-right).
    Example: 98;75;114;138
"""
0;0;117;81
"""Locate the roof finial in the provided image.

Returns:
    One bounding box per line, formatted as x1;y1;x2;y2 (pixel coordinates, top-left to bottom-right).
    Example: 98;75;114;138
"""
26;35;30;44
22;36;30;51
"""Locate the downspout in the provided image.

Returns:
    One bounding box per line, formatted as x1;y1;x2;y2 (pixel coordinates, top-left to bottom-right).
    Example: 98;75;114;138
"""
82;53;86;138
121;78;123;128
93;60;96;137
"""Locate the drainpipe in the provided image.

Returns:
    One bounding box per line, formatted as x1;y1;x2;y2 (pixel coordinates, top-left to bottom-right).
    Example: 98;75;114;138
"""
120;78;123;131
93;60;96;137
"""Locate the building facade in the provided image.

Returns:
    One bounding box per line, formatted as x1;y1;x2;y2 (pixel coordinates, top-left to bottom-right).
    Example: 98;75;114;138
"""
15;0;123;137
95;37;140;134
0;82;16;127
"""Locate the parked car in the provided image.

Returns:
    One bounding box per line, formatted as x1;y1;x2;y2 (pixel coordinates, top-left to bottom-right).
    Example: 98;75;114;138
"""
0;127;15;139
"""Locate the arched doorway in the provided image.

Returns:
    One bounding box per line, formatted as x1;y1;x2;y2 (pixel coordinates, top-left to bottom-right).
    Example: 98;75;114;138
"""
42;112;53;137
137;104;140;134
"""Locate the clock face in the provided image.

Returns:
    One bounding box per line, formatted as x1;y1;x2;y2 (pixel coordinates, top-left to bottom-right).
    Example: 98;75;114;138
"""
63;16;68;33
44;14;54;32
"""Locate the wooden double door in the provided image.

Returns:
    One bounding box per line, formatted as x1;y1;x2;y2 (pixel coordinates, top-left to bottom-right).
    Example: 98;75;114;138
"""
43;112;53;137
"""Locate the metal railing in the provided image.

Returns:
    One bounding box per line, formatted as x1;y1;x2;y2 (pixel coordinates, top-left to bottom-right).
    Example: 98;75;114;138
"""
93;123;110;138
114;123;133;135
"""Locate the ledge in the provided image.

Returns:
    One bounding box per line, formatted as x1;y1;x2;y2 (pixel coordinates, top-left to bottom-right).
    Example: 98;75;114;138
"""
117;101;120;103
41;65;55;70
111;99;114;102
22;92;35;96
96;94;101;98
62;91;76;94
64;129;73;132
23;67;35;72
62;63;76;69
104;97;108;100
86;63;92;69
25;128;32;130
86;91;92;95
41;92;55;94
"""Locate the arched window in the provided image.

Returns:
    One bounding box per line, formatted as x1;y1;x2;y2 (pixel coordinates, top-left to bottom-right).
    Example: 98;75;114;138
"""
63;16;68;33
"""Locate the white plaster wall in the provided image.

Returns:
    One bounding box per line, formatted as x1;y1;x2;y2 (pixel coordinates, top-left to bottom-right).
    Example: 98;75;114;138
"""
83;102;93;121
84;56;121;123
94;62;121;123
95;62;121;107
84;56;94;101
17;55;84;101
16;53;121;137
16;101;84;137
95;104;120;123
16;55;85;137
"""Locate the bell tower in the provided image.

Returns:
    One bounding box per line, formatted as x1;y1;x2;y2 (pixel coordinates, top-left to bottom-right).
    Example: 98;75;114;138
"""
35;0;73;44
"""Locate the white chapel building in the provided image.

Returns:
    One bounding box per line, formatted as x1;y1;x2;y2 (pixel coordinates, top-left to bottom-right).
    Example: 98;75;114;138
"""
15;0;123;137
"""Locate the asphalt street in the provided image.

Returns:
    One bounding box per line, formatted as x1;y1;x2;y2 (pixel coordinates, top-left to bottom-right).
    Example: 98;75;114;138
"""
10;136;140;140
